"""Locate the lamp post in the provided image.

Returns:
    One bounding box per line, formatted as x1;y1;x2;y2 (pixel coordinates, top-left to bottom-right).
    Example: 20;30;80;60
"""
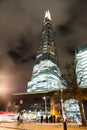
61;89;64;119
43;96;47;115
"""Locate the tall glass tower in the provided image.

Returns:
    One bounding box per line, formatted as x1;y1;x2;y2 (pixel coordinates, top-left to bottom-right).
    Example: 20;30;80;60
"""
27;10;65;93
75;43;87;88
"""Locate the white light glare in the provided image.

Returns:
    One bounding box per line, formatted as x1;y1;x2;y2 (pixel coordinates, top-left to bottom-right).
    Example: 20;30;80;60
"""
45;10;51;20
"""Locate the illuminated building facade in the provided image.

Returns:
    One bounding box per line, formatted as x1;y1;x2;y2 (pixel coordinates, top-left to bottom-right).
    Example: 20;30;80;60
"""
27;10;65;93
75;43;87;88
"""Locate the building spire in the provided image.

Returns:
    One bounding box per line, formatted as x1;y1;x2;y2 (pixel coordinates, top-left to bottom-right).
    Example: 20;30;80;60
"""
27;10;66;94
45;10;51;20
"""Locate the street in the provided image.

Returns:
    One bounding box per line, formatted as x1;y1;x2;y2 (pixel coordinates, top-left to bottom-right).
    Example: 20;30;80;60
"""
0;122;87;130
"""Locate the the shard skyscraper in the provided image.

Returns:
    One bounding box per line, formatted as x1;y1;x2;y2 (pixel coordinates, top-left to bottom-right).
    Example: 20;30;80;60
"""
27;10;65;93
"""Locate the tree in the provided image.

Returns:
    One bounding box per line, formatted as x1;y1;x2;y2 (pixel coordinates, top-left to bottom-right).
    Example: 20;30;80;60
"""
62;62;86;126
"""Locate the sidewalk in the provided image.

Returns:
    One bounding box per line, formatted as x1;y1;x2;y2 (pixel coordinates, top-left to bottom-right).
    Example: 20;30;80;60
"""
0;122;87;130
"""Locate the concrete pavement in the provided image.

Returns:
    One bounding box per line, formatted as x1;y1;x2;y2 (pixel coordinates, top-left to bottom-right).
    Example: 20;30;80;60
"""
0;122;87;130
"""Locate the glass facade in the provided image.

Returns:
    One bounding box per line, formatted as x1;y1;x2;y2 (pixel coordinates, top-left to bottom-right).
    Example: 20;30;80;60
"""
64;99;81;123
27;11;66;93
75;43;87;88
27;59;64;93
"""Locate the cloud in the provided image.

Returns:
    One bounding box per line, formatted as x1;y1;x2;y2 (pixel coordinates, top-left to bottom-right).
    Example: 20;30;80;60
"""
54;0;87;68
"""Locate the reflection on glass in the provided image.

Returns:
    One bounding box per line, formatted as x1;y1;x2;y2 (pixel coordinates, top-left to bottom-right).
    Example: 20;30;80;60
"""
64;99;81;123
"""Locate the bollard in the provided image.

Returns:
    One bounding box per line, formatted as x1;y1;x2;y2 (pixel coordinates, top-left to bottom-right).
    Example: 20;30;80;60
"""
63;121;67;130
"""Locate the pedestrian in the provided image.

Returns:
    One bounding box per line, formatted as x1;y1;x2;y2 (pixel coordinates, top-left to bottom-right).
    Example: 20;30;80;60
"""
41;115;43;123
46;116;48;123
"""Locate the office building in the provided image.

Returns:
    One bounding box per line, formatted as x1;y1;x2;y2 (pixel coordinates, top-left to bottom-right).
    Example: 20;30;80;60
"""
27;10;65;93
75;43;87;88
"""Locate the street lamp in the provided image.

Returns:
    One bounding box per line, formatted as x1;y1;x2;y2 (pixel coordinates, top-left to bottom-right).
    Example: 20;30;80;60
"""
43;96;47;115
61;89;64;118
61;89;66;120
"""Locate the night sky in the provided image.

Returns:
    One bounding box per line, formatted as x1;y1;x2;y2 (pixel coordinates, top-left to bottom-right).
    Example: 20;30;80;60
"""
0;0;87;94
